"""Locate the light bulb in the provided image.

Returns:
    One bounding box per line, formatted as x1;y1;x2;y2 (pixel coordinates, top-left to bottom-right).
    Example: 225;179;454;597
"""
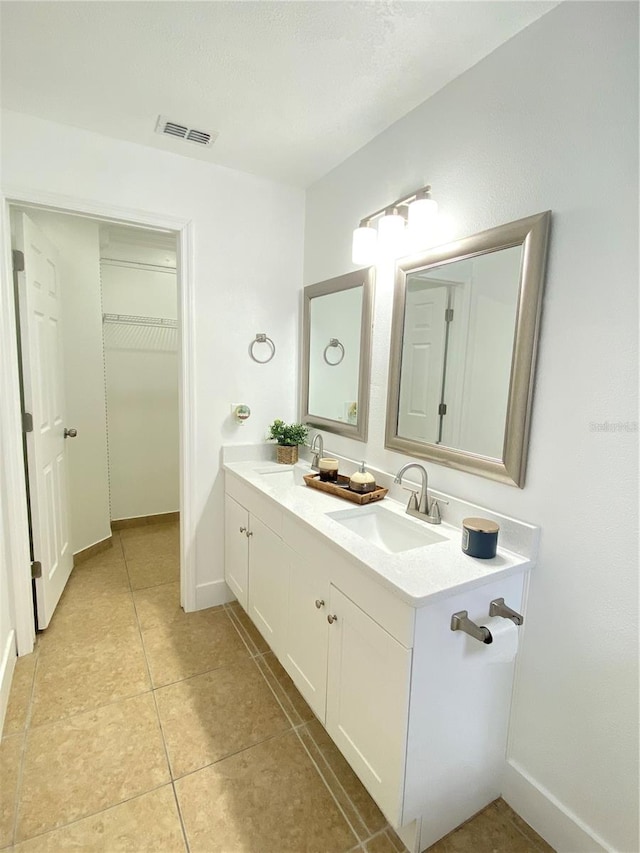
408;196;438;233
377;209;406;257
351;224;377;265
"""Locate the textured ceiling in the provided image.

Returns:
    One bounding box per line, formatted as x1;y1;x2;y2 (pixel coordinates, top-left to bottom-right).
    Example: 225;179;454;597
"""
0;1;557;187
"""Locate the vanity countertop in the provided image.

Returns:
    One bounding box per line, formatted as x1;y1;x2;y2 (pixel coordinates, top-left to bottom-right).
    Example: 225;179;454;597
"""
223;458;536;607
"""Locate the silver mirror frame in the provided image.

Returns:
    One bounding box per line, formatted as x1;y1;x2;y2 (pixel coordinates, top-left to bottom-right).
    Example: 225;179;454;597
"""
386;211;551;487
301;267;374;442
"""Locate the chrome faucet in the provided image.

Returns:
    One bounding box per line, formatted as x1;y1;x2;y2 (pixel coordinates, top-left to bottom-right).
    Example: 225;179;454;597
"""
310;432;324;471
393;462;447;524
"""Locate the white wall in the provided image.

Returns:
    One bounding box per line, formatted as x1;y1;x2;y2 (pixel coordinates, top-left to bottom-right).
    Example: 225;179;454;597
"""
1;109;305;610
101;261;179;520
303;4;638;852
13;209;111;556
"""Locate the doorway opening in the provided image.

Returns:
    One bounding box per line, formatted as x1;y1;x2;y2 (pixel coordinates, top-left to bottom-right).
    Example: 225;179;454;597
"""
10;203;186;633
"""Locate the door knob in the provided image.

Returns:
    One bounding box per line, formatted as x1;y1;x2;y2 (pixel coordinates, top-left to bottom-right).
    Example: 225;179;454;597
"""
64;428;78;438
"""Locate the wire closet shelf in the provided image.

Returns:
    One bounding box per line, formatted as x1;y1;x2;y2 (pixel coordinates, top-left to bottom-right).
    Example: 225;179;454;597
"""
102;313;177;329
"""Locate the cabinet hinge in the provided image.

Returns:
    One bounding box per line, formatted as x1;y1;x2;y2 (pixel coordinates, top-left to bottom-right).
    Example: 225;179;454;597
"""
12;250;25;272
445;308;454;323
31;560;42;579
438;403;447;416
22;412;33;433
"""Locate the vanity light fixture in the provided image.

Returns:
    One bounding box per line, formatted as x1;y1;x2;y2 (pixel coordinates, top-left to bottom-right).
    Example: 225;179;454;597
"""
351;184;438;265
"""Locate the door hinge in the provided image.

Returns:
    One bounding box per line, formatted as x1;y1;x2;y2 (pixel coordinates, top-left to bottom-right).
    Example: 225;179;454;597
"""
12;250;25;272
22;412;33;433
445;308;454;323
31;560;42;579
438;403;448;416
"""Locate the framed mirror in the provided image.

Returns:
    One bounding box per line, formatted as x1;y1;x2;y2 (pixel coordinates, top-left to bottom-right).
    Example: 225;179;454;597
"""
302;268;374;441
386;211;550;486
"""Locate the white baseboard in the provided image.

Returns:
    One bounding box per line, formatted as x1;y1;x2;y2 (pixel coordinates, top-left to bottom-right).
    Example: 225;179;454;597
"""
503;759;610;853
0;629;17;737
195;579;235;610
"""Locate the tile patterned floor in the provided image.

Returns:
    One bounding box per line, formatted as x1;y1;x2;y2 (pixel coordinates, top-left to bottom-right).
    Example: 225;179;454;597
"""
0;520;555;852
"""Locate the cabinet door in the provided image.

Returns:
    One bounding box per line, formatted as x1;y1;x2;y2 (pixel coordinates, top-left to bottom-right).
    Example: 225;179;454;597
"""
283;546;329;721
248;515;287;657
224;495;249;608
326;585;412;827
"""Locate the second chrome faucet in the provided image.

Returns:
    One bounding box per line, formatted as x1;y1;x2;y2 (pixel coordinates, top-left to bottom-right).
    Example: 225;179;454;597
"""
310;432;324;471
393;462;447;524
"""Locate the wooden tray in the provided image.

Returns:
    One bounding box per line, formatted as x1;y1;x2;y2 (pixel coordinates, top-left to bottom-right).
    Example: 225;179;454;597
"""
303;473;388;505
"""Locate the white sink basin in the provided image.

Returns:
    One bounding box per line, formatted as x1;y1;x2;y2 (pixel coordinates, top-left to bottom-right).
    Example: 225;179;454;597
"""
257;465;306;487
326;504;447;554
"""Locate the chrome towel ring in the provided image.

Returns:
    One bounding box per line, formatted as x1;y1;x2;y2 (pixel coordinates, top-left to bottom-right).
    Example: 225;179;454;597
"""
323;338;345;366
249;333;276;363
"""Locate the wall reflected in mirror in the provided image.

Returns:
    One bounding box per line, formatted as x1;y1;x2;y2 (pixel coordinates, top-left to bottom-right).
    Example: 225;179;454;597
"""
302;268;373;442
308;287;362;424
399;245;522;459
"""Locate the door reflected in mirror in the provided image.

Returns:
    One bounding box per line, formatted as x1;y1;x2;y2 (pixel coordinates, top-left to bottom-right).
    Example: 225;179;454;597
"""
302;268;374;442
386;212;551;486
399;245;522;459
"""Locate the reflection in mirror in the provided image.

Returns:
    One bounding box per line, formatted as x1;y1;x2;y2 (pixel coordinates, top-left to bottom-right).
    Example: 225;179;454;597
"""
309;287;362;423
399;245;522;459
387;212;551;487
302;268;373;441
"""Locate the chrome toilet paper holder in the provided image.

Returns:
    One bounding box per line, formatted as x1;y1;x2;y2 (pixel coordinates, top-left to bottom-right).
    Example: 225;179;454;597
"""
450;611;493;644
489;597;523;625
451;598;524;644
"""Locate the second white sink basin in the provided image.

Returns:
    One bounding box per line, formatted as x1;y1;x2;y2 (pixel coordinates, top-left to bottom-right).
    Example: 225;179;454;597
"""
326;504;447;554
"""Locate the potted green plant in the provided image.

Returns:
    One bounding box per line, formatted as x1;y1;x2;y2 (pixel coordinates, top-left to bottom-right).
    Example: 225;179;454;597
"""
267;419;309;464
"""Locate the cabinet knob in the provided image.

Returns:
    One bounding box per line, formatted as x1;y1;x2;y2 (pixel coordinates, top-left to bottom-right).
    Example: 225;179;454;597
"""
315;599;325;609
239;526;247;533
246;530;253;537
327;614;338;624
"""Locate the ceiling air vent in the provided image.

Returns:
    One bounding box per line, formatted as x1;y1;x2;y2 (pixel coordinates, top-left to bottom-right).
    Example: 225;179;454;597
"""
155;115;218;147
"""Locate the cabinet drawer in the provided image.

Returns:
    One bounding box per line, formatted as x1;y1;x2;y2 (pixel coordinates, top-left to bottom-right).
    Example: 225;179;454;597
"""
283;514;415;648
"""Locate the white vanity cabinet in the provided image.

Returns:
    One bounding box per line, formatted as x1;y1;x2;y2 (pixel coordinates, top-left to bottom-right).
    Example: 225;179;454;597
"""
224;468;530;853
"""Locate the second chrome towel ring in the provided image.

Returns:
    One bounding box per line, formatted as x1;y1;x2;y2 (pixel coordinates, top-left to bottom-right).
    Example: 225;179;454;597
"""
249;333;276;363
323;338;345;366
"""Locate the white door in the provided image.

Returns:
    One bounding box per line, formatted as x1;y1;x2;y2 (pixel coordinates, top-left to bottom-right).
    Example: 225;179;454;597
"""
247;515;287;658
283;546;329;721
398;281;448;444
224;495;249;609
326;585;412;827
14;213;73;629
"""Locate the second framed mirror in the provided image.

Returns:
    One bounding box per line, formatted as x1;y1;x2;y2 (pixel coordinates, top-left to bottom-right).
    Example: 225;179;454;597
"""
301;268;374;441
